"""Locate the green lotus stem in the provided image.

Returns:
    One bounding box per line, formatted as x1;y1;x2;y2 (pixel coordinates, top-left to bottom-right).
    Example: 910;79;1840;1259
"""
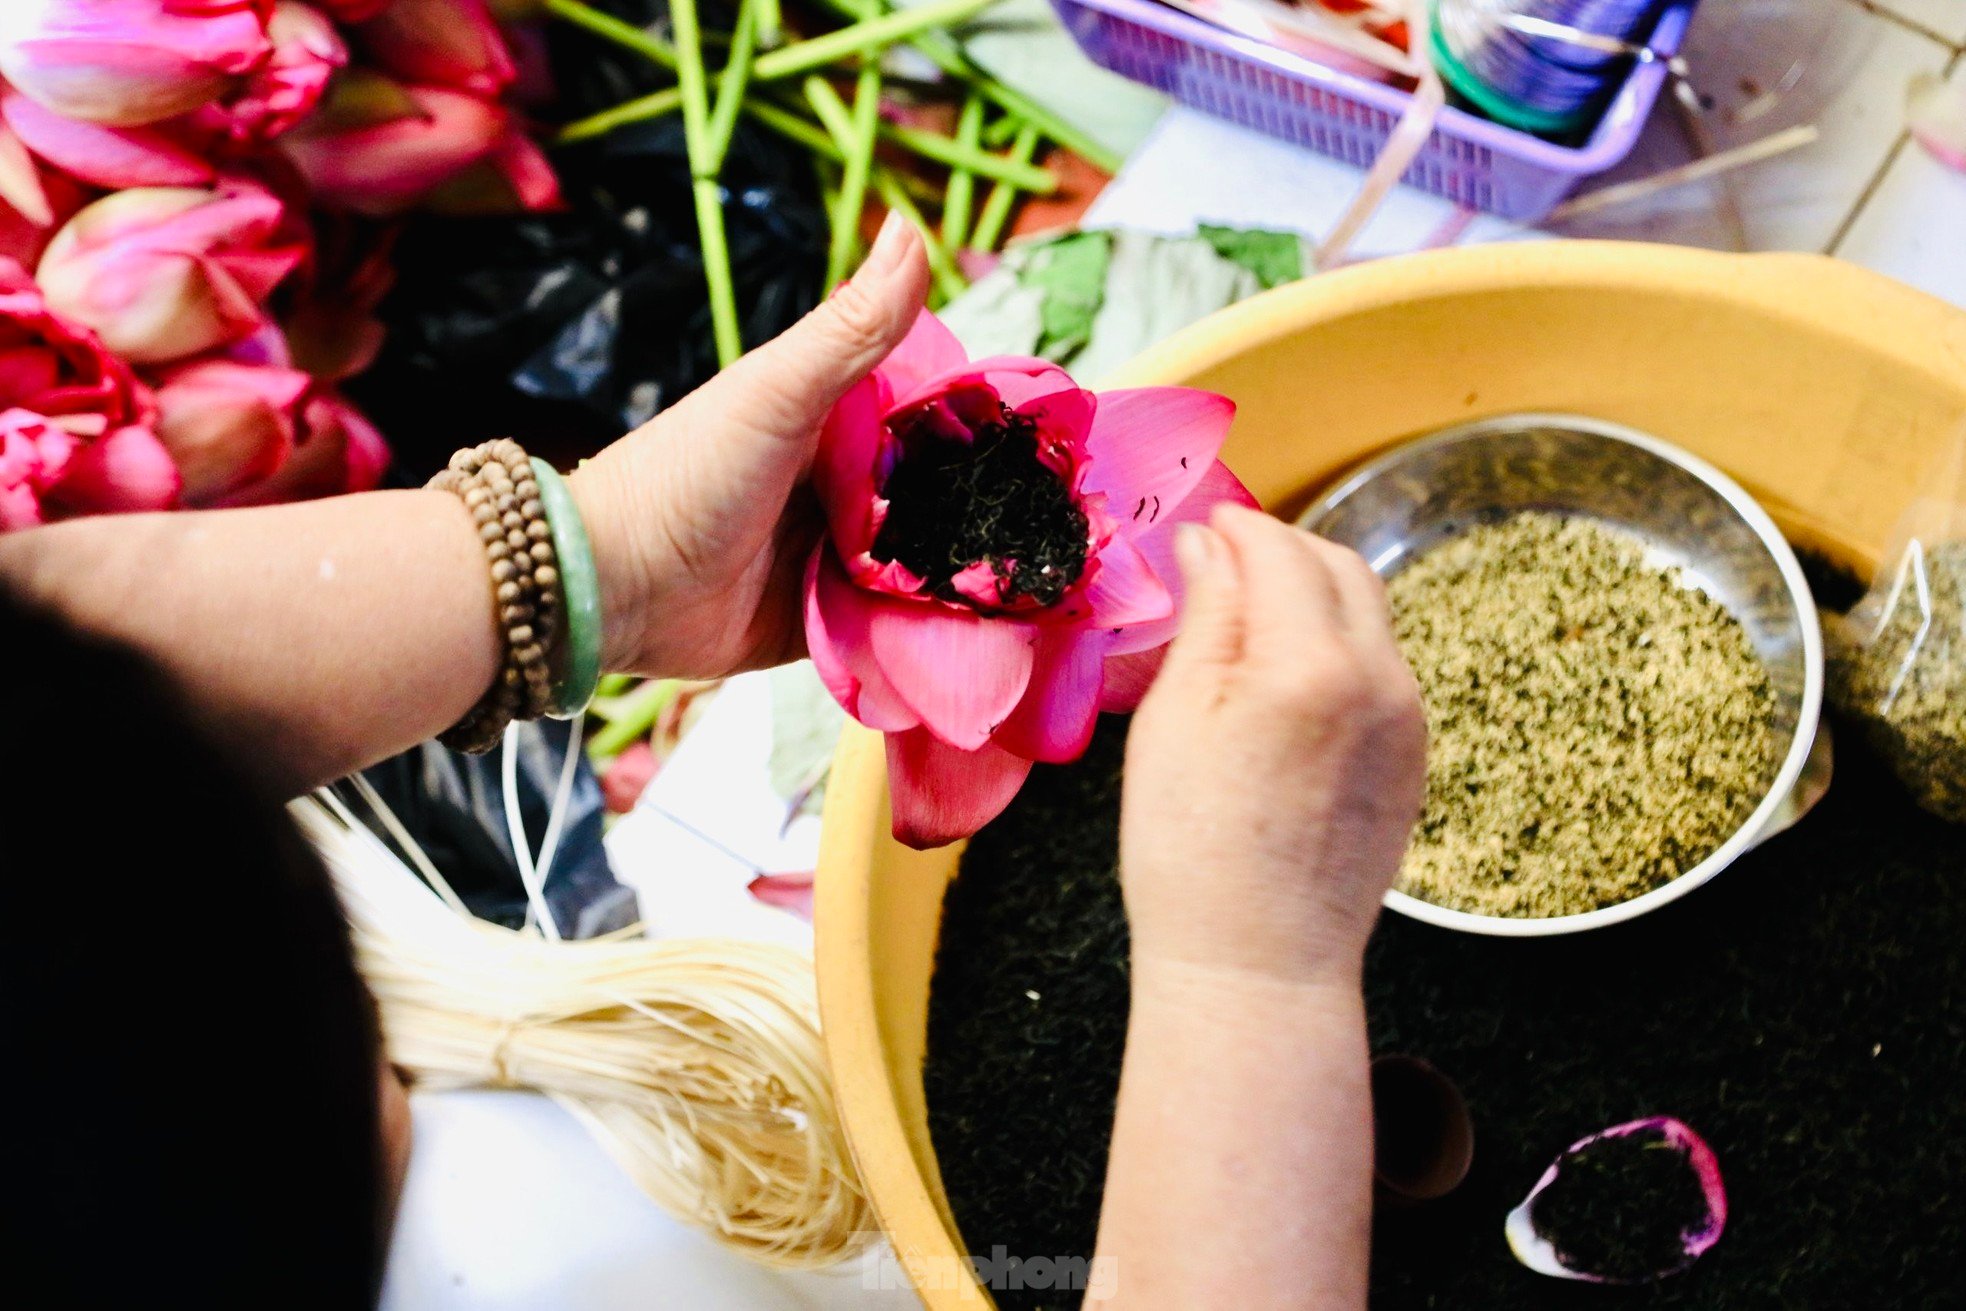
745;96;842;159
969;121;1038;253
753;0;998;80
874;169;966;304
880;118;1055;193
941;94;984;247
556;86;683;144
754;0;782;46
594;672;636;700
742;98;938;203
805;71;882;288
543;0;679;71
810;0;1122;172
669;0;743;367
551;0;1005;91
587;679;681;759
705;0;760;164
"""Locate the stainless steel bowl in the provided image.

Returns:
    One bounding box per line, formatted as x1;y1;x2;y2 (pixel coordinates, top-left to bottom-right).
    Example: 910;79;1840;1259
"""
1299;414;1826;937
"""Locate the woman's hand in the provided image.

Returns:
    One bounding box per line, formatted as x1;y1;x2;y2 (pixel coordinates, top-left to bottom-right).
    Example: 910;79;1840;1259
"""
1119;504;1427;985
571;214;930;680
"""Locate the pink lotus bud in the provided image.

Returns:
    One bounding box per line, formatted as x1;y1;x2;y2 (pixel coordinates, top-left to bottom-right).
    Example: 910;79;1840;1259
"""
150;355;312;503
356;0;516;98
36;179;305;366
0;0;274;128
216;388;388;506
281;70;558;214
193;1;347;145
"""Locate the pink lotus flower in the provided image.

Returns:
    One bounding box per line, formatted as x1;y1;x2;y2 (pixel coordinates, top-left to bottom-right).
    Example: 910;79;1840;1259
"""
0;257;177;526
281;70;559;214
192;1;347;145
214;387;387;505
150;354;312;503
804;310;1255;847
0;0;273;128
356;0;517;98
36;178;305;365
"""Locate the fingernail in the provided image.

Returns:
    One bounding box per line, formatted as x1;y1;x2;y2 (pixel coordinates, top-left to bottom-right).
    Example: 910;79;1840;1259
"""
1174;524;1215;579
859;210;914;279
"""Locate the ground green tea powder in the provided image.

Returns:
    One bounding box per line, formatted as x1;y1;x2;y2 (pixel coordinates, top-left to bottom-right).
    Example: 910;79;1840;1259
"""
1388;512;1779;918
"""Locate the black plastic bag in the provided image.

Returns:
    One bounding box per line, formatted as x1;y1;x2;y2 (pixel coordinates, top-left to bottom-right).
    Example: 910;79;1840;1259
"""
353;719;637;938
350;1;826;474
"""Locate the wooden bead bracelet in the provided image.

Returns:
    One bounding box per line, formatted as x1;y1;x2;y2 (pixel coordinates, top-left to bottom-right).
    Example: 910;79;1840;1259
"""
428;440;599;753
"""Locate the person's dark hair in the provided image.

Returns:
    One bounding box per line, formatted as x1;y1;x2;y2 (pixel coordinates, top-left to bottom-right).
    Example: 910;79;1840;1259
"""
1;584;387;1306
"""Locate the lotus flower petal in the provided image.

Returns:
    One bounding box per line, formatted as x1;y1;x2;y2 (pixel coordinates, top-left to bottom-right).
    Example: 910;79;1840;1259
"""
995;631;1105;763
1;90;213;188
885;728;1034;850
1107;458;1259;655
804;546;920;733
868;602;1037;751
1079;530;1175;631
747;870;816;921
1505;1117;1726;1284
1082;386;1236;525
1098;645;1165;713
880;305;967;393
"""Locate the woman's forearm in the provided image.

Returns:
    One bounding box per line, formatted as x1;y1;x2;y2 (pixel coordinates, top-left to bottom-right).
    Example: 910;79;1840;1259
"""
0;489;500;793
1089;960;1374;1309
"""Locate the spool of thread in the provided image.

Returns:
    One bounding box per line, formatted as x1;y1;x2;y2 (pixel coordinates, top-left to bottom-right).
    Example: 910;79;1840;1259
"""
1431;0;1668;137
1371;1054;1476;1204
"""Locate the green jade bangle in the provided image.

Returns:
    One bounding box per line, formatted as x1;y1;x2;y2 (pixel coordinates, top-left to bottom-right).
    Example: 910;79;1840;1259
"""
529;458;602;719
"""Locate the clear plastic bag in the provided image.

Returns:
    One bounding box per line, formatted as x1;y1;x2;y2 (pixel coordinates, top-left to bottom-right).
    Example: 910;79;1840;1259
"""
1828;422;1966;823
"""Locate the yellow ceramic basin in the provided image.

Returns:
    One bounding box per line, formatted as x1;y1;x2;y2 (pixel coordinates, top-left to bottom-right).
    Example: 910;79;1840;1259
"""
814;241;1966;1308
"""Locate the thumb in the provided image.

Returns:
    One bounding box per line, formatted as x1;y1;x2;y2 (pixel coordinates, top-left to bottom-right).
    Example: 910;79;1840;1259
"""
1160;524;1246;675
678;212;930;448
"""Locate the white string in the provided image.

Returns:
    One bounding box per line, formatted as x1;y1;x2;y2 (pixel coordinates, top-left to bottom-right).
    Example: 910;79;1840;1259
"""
533;714;586;895
344;773;472;917
502;724;563;941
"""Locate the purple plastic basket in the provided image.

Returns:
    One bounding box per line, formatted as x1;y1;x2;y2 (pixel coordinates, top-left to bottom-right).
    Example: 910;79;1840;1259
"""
1051;0;1696;221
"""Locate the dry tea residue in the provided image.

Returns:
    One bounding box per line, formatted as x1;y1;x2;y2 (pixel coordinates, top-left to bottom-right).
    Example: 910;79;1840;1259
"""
1830;540;1966;823
1390;512;1779;918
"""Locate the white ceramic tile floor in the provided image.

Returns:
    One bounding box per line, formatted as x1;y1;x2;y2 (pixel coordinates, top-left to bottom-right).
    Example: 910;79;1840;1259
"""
1833;53;1966;304
1869;0;1966;44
